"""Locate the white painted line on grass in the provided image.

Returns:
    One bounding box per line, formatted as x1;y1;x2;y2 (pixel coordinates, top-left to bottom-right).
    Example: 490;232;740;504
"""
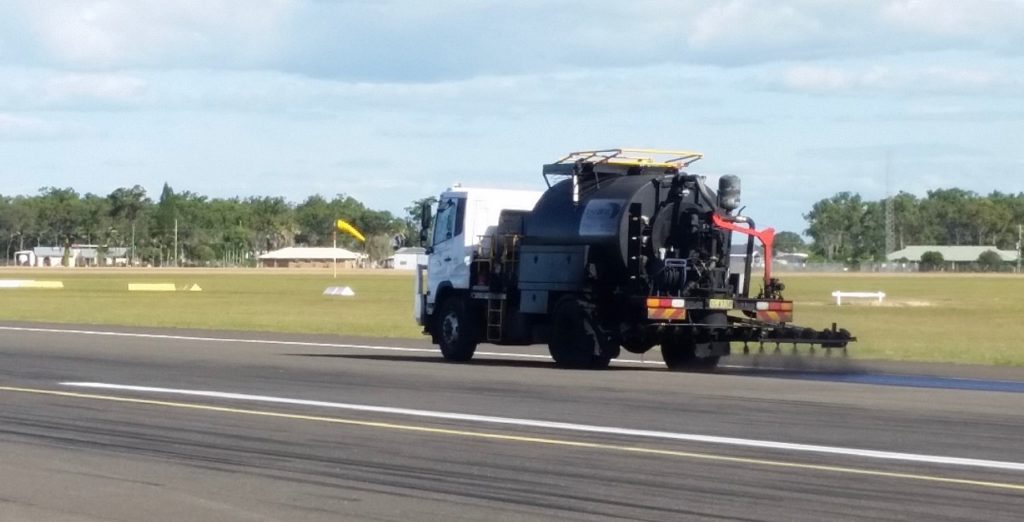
61;381;1024;473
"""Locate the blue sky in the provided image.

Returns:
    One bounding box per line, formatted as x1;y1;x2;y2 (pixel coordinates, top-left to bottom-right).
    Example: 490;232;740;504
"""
0;0;1022;233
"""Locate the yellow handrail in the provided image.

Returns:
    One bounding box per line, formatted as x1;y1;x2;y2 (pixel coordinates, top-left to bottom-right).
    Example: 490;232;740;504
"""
552;148;704;168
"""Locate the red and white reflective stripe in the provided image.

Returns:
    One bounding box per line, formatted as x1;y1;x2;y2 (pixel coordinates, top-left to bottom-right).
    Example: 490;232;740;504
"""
757;310;793;323
648;308;687;320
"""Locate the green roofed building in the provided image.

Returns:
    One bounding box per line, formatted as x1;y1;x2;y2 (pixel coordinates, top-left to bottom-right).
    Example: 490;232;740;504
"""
887;245;1018;271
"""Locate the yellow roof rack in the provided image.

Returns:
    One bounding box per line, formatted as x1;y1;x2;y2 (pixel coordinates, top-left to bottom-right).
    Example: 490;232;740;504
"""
551;148;704;169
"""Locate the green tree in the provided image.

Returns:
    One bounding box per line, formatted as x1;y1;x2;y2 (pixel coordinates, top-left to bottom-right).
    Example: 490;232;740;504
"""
365;233;395;266
80;193;113;245
404;196;437;246
977;250;1005;272
107;185;151;263
774;231;806;253
920;189;975;245
35;187;85;246
965;197;1012;246
919;251;945;272
804;192;868;263
151;183;179;265
247;196;295;252
891;192;925;249
295;195;333;246
0;196;37;260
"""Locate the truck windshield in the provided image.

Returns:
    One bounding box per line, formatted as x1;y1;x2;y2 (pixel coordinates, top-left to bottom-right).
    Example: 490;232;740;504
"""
432;197;464;245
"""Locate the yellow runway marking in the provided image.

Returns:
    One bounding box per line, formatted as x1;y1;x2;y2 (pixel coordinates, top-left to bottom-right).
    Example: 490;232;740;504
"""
3;385;1023;493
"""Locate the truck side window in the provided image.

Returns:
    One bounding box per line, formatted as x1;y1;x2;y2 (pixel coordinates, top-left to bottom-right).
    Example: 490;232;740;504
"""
432;198;465;245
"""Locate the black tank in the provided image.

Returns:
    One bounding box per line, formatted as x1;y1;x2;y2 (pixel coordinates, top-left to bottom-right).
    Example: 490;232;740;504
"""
523;169;721;276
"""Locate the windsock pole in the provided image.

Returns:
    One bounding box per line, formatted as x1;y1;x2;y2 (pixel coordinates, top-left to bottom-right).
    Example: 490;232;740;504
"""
333;229;338;279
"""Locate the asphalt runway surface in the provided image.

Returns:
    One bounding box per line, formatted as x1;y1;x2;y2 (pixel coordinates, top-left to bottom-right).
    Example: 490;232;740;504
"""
1;322;1022;521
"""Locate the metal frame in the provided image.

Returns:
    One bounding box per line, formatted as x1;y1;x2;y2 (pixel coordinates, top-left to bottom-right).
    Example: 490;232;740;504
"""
541;149;705;203
549;148;704;169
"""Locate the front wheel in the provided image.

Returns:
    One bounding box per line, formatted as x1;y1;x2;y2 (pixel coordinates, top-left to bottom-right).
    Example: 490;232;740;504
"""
436;297;477;362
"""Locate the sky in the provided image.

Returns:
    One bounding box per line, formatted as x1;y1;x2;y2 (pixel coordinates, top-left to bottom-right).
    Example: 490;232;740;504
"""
0;0;1022;234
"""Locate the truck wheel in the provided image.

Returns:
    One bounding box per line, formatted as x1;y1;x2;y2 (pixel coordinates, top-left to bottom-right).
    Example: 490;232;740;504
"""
548;297;611;369
661;313;727;372
661;338;720;372
621;339;655;354
436;297;477;362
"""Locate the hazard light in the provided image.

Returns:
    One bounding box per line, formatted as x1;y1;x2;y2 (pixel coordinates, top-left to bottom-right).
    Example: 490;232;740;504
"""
756;301;793;311
646;298;686;308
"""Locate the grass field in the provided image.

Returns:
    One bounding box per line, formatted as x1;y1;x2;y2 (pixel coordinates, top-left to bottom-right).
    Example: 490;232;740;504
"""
0;268;1021;366
0;268;424;338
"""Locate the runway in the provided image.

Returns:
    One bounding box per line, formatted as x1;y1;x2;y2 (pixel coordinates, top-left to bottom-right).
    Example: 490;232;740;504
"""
1;323;1022;520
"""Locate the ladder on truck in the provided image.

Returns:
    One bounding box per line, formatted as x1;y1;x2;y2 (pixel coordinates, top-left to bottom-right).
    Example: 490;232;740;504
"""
486;299;504;342
474;234;520;342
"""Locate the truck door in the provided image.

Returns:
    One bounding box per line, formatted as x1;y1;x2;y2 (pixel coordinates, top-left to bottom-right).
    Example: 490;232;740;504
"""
427;195;468;309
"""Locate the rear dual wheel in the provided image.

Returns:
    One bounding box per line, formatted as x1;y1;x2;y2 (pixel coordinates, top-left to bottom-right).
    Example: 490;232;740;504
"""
661;313;727;372
548;297;613;369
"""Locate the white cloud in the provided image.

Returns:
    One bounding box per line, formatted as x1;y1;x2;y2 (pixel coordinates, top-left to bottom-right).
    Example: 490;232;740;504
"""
44;73;148;102
688;0;822;49
880;0;1024;36
0;64;728;117
771;62;1023;95
3;0;1024;81
13;0;296;68
0;113;81;140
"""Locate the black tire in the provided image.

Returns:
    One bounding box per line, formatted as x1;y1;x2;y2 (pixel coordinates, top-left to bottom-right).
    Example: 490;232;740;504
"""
436;297;477;362
548;297;612;369
661;338;720;371
621;339;655;355
661;313;727;372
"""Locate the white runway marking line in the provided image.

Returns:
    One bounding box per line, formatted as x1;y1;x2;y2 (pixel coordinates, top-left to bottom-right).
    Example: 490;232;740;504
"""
61;381;1024;473
0;325;661;365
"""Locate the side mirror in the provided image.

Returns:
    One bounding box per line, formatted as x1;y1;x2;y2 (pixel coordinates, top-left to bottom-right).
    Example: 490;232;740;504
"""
419;201;433;246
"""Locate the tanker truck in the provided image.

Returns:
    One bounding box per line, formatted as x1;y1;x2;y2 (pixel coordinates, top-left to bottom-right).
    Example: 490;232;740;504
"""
413;149;853;370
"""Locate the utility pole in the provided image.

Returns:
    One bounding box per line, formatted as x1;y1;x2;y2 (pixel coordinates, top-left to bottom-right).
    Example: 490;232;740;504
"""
1017;224;1022;274
884;152;896;260
131;222;136;267
173;218;178;267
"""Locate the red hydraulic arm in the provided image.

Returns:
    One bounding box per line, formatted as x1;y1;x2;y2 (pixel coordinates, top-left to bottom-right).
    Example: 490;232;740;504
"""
711;213;776;286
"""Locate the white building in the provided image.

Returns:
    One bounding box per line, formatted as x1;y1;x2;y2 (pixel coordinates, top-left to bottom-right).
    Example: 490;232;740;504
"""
887;245;1018;270
258;246;365;268
386;247;427;270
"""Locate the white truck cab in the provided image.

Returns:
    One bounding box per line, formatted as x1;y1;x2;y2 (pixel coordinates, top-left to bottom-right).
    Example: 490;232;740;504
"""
414;185;542;326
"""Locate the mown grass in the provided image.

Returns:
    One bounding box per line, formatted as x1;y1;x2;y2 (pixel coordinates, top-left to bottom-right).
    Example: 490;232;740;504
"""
0;268;423;338
780;273;1024;366
0;268;1022;366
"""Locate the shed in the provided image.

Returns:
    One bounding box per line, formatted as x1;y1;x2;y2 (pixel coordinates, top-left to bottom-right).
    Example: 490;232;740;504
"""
258;246;365;268
386;247;427;270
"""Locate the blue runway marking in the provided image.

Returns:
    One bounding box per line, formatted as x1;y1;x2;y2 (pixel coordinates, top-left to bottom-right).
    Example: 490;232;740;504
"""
788;373;1024;393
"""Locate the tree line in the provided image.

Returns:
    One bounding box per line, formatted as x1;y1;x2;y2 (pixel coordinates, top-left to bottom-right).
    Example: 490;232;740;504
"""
801;188;1024;265
4;183;1022;268
0;184;432;266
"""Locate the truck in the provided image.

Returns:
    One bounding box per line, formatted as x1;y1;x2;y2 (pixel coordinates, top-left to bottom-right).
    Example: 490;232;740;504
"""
413;149;853;370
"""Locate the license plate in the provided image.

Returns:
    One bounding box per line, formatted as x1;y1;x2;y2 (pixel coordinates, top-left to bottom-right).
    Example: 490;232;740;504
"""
708;299;733;310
